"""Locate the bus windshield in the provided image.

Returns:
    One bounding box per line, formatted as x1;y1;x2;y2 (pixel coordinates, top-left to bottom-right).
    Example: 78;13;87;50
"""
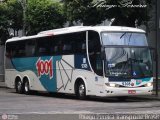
102;32;148;46
101;32;152;78
104;47;153;78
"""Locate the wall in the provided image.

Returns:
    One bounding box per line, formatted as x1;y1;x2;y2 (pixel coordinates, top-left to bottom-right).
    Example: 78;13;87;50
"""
0;45;4;81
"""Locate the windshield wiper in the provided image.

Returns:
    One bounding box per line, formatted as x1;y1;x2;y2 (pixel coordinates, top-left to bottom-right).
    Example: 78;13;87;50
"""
120;32;133;45
120;32;127;39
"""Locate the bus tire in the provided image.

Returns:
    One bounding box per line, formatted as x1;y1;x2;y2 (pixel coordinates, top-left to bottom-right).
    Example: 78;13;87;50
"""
76;81;86;99
23;79;30;95
15;79;23;94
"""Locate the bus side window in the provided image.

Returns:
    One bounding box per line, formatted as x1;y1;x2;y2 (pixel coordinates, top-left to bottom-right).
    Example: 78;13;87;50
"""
57;39;63;55
50;32;86;55
81;43;86;53
25;40;35;57
11;43;17;57
63;44;72;54
36;37;51;56
6;43;12;58
74;32;86;54
53;46;58;54
61;34;72;55
15;41;26;57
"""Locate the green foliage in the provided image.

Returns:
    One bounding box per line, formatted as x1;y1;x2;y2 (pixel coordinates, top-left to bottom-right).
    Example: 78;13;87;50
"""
0;2;9;44
7;0;23;31
63;0;105;25
62;0;152;27
0;0;66;44
0;0;23;44
26;0;66;35
0;0;153;44
103;0;152;27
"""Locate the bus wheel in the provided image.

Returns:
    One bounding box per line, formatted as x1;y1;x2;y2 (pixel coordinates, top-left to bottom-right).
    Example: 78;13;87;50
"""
23;80;30;95
15;80;23;94
76;81;86;99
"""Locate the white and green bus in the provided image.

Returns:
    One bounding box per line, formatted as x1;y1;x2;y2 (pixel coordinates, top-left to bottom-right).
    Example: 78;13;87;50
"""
5;26;153;99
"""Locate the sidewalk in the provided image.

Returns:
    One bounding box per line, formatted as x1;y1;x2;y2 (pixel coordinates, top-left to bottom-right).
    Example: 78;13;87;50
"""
0;81;160;100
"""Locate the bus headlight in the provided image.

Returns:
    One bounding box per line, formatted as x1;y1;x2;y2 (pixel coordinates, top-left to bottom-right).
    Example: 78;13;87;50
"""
144;82;153;87
110;83;116;87
105;83;119;87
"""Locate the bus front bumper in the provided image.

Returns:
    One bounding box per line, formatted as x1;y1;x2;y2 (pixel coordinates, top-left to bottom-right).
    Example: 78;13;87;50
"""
104;86;153;97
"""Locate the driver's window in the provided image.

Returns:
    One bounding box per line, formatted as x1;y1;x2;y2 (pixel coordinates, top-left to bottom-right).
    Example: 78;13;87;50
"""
88;31;103;76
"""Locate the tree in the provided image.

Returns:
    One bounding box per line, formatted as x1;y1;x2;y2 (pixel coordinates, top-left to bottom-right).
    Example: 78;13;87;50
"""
26;0;66;35
7;0;23;36
0;2;9;44
62;0;105;26
62;0;152;27
0;0;23;44
102;0;152;27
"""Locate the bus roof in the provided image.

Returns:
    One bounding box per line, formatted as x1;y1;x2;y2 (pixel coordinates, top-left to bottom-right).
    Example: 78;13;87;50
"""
6;34;50;43
6;26;145;43
39;26;145;35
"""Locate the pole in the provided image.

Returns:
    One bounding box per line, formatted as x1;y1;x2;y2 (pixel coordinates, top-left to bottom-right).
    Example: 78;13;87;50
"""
155;0;159;96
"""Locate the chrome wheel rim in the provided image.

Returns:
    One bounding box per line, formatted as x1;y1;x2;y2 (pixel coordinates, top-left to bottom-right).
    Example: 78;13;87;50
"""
79;84;85;96
17;81;22;91
24;82;29;92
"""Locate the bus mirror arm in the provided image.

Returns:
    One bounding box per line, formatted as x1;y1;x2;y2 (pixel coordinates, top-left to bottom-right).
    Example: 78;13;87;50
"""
102;60;105;78
101;47;105;59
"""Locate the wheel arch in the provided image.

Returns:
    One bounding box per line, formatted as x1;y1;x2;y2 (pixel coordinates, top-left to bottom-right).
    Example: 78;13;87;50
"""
74;76;87;95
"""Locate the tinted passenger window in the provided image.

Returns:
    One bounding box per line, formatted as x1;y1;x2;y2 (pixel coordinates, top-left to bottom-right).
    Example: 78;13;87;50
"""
25;40;36;57
36;37;51;56
9;41;26;57
6;32;87;58
50;32;86;55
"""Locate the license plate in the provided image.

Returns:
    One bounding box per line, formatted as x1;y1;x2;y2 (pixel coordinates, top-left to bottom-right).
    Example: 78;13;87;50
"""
128;90;136;94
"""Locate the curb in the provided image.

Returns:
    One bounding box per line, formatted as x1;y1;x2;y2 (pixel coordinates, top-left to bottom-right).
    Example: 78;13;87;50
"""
0;82;6;88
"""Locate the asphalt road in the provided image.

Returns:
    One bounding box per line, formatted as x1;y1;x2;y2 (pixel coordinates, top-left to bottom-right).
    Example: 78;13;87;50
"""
0;87;160;120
